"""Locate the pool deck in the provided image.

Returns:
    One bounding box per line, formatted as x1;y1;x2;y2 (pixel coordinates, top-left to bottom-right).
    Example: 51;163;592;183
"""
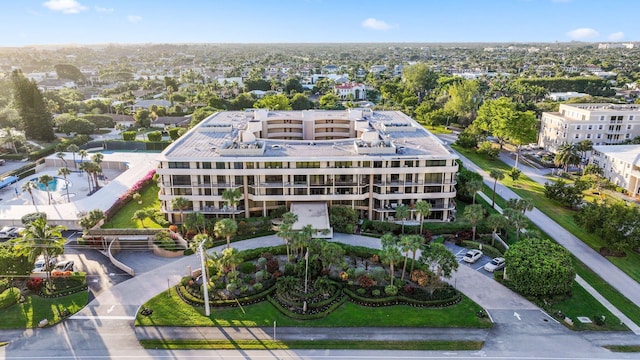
0;152;159;229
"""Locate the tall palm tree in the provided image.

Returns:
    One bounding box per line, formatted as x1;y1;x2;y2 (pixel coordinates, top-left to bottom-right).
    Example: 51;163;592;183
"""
22;181;36;206
380;232;397;249
485;213;509;246
214;218;238;249
79;161;94;193
66;144;79;170
277;211;298;261
394;205;410;234
463;204;485;242
38;174;54;205
504;208;528;242
399;234;423;280
78;149;88;165
56;152;68;168
554;143;580;172
0;127;24;154
576;140;593;169
91;153;104;185
171;196;190;230
221;188;242;220
414;200;432;235
489;169;505;209
11;217;66;288
381;245;402;287
466;178;484;205
57;167;71;203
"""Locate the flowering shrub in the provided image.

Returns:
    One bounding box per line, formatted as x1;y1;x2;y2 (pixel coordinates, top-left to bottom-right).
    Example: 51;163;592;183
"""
410;270;428;287
27;277;44;291
104;169;156;220
357;275;376;288
169;225;178;233
339;271;348;281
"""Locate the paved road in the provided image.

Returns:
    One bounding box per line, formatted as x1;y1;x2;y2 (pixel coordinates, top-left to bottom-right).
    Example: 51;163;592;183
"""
438;134;640;313
3;234;640;359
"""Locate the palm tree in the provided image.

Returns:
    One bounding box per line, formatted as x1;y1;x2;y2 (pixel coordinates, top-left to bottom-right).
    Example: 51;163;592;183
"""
399;234;423;280
463;204;485;242
381;245;402;287
132;209;148;228
277;211;298;261
91;153;104;184
171;196;190;231
78;149;88;165
380;232;397;249
485;213;509;246
79;209;105;232
0;127;24;154
57;167;71;203
489;169;505;209
394;205;410;234
11;217;65;288
414;200;432;235
214;218;238;249
554;143;580;172
38;174;54;205
221;188;242;220
576;140;593;169
79;161;94;193
56;152;68;168
504;208;528;242
22;181;36;206
466;179;484;204
66;144;79;170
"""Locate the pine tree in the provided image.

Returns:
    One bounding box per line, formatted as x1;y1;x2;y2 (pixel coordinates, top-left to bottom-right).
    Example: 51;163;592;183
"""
11;70;55;141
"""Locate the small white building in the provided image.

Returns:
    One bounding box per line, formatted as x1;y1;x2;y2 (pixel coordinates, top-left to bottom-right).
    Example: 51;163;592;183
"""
334;83;366;101
590;145;640;197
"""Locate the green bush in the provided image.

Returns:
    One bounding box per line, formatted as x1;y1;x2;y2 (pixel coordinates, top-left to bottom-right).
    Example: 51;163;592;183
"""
385;285;398;296
168;127;182;140
147;131;162;142
372;289;381;297
252;282;263;292
0;288;20;310
183;248;194;256
238;261;256;274
122;131;137;141
81;114;115;128
357;288;366;295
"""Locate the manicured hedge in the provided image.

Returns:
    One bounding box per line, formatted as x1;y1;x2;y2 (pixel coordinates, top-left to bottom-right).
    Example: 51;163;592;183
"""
0;287;20;310
266;293;348;320
343;287;461;308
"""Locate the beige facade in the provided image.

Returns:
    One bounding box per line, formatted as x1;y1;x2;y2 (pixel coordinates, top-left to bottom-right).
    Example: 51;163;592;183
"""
157;109;458;224
539;104;640;153
590;145;640;197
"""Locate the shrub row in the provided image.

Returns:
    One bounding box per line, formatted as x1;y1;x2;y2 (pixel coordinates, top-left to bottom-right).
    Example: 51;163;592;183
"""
28;143;60;161
274;286;341;309
236;245;287;261
176;283;276;308
266;293;348;321
40;284;88;298
343;287;461;308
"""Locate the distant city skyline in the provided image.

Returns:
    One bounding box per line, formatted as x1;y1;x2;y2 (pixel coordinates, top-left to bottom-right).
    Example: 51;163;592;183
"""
1;0;637;46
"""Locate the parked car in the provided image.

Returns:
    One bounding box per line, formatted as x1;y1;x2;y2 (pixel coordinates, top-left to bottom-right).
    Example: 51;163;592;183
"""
462;249;483;263
54;260;75;272
484;257;506;272
0;226;18;239
33;257;58;272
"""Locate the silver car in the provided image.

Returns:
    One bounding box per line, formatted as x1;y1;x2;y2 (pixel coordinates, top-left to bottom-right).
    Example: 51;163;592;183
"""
484;257;506;272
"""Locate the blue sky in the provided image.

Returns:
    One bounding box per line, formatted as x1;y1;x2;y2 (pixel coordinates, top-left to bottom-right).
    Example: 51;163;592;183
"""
1;0;636;46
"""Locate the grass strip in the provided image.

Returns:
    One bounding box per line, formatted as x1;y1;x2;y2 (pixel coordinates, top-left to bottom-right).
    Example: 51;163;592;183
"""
0;291;88;329
603;345;640;352
139;339;484;351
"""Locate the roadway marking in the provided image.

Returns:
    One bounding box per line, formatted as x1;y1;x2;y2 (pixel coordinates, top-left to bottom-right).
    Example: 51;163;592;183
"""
107;305;115;313
513;311;521;321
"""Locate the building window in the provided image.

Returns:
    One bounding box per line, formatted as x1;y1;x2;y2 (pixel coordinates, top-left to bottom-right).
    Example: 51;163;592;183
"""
598;125;603;130
168;162;190;169
234;162;243;169
597;134;602;139
626;133;631;139
586;134;591;139
627;125;632;130
575;134;580;139
600;116;605;121
587;125;593;130
295;161;319;168
216;162;226;170
202;162;212;169
630;116;634;120
576;125;581;130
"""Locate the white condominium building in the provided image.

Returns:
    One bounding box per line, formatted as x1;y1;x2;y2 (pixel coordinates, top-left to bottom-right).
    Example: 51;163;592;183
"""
539;103;640;153
590;145;640;197
157;109;458;224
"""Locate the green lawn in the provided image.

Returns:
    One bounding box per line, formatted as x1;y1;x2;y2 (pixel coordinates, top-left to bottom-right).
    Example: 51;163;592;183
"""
453;145;640;284
140;339;484;351
103;183;162;229
0;291;88;329
603;345;640;352
424;125;453;135
136;289;492;328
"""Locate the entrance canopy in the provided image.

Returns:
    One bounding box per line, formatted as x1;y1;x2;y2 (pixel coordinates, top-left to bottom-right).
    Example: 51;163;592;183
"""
290;202;332;238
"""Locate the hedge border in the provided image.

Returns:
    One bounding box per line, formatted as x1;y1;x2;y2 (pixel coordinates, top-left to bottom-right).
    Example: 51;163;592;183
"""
343;287;461;308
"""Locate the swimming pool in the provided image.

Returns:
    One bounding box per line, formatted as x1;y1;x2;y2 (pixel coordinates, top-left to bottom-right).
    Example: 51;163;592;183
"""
30;177;70;192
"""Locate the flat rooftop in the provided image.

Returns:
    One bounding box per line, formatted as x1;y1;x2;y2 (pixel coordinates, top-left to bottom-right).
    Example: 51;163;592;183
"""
593;145;640;166
160;110;454;160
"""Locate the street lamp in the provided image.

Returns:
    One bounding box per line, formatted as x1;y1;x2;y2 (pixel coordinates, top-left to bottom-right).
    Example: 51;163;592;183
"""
199;242;210;316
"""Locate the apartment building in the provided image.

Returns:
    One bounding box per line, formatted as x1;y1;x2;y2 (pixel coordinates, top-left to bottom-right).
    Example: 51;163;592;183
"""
590;145;640;197
157;109;458;225
539;103;640;153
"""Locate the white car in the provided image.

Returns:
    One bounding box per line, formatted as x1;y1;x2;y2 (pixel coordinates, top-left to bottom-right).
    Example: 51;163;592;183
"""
462;249;483;263
0;226;18;239
484;257;506;272
33;257;58;272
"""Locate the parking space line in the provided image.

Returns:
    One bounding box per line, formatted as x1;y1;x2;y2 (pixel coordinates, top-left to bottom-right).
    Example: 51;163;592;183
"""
475;265;485;271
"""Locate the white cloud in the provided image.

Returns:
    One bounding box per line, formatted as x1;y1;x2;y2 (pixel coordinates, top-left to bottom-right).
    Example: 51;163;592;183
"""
362;18;392;31
42;0;87;14
95;6;114;13
608;32;624;41
566;28;599;40
127;15;142;23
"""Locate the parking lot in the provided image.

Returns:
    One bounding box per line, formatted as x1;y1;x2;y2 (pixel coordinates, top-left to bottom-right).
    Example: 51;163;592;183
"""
444;241;496;278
